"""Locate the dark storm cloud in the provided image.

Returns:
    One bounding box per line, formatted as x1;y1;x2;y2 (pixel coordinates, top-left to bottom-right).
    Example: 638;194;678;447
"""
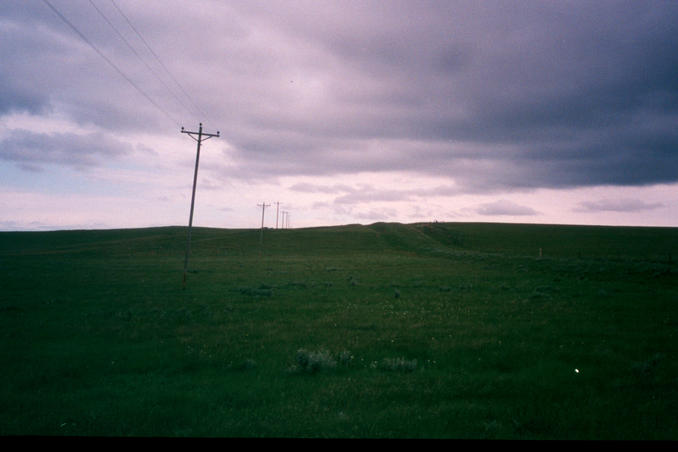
0;4;62;115
0;129;133;171
211;0;678;191
0;0;192;130
2;0;678;192
0;72;48;115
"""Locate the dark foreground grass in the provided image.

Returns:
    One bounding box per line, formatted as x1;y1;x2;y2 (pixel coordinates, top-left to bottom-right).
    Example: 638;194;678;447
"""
1;222;677;438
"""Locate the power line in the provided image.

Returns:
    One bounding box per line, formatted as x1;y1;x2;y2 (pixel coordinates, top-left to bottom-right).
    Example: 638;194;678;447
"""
87;0;196;119
42;0;180;126
109;0;206;119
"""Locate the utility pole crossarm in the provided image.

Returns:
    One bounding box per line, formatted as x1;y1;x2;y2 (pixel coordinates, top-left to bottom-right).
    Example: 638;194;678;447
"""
181;124;220;140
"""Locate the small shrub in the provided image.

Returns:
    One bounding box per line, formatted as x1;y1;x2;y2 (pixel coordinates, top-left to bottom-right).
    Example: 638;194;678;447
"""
632;353;664;377
227;358;257;372
337;350;354;366
241;358;257;370
292;348;337;373
377;357;418;373
239;286;273;297
289;349;354;374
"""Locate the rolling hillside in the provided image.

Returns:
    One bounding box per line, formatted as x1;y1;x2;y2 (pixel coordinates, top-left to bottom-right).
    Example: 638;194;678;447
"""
1;222;676;438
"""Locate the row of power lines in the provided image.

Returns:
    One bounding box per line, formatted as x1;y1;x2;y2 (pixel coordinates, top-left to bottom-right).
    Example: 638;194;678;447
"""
42;0;205;127
258;202;291;230
42;0;215;287
43;0;262;288
257;202;291;248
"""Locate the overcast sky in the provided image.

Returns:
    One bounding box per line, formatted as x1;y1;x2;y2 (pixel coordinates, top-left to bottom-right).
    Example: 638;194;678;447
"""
1;0;677;230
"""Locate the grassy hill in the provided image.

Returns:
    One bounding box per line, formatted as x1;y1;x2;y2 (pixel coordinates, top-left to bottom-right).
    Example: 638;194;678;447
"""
1;222;677;438
4;221;675;259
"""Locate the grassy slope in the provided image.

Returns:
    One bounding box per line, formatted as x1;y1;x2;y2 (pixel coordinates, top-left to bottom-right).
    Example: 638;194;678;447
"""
1;222;677;438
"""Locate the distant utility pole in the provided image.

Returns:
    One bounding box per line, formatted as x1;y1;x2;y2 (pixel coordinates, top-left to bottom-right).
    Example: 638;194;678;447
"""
258;202;270;245
181;122;219;288
275;202;280;229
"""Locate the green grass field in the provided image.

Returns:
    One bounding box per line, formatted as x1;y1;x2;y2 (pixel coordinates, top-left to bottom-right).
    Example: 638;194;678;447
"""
1;222;677;438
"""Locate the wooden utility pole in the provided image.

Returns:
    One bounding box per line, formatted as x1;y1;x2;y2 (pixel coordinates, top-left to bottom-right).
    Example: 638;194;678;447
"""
258;202;270;245
275;202;280;229
181;123;219;287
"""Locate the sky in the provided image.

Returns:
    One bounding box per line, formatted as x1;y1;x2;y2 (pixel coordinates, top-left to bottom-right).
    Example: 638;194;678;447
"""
1;0;677;231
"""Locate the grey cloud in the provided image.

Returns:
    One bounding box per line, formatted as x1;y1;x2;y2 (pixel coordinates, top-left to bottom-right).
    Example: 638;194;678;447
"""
0;220;58;232
575;199;664;213
329;203;398;222
0;129;133;170
334;187;413;205
288;181;464;206
0;72;49;115
0;0;195;129
0;9;62;115
353;208;398;222
289;182;354;194
289;182;414;205
476;200;539;216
